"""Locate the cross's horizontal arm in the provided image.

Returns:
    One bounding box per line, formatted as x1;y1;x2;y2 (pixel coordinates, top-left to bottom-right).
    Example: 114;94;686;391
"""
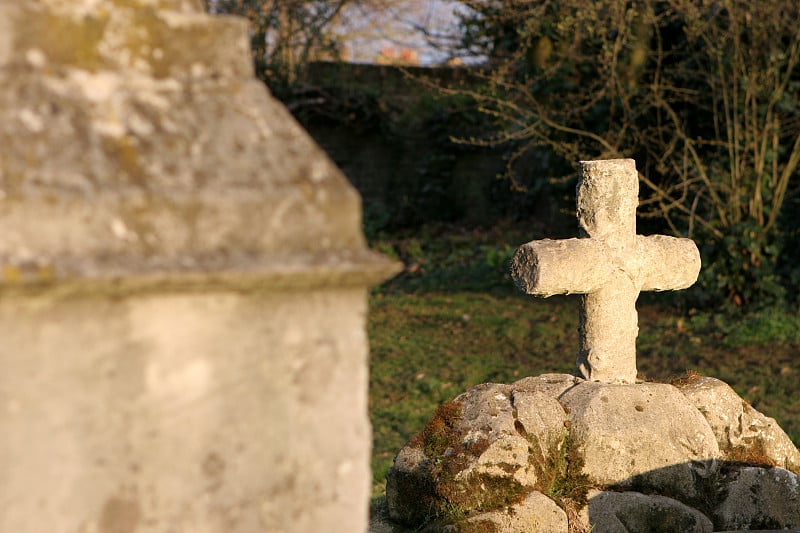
511;235;701;298
636;235;701;291
511;238;614;296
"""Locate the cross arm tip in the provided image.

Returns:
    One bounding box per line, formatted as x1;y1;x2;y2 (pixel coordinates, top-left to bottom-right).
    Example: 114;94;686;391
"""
511;238;610;297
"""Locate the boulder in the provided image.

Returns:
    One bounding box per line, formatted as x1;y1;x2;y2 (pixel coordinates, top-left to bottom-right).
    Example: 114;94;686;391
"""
512;373;579;400
713;466;800;530
675;375;800;473
463;491;568;533
579;490;713;532
385;446;431;526
559;381;719;496
385;382;568;528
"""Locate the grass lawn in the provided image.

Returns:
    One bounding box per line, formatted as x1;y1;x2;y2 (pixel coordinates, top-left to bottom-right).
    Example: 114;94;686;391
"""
367;223;800;499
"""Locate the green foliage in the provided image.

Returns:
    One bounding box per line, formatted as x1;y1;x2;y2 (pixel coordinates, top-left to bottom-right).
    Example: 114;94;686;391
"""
695;220;786;311
688;307;800;347
374;91;497;228
370;223;523;293
450;0;800;311
363;202;393;241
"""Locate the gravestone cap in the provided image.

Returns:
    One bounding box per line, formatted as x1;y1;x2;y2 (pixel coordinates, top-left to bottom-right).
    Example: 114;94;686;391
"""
0;0;400;293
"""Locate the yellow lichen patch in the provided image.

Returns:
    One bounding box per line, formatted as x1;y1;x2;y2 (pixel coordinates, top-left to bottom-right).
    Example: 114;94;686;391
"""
2;265;22;283
1;264;57;284
19;9;108;71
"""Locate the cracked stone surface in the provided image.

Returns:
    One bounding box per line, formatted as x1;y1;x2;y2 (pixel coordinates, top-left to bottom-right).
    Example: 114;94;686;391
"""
675;375;800;473
511;159;701;383
559;381;719;496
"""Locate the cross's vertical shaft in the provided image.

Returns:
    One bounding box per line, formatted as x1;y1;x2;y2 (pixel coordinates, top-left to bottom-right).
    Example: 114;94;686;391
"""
577;160;640;382
577;160;638;244
579;278;639;382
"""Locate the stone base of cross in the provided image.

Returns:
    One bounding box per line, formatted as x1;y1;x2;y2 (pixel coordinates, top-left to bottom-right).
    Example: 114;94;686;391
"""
511;159;701;384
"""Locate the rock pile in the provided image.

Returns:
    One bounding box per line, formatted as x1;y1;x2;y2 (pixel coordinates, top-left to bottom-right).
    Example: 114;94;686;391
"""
383;373;800;532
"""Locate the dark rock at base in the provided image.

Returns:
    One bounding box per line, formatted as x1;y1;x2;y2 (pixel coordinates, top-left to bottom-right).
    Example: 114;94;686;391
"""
580;490;713;533
713;466;800;530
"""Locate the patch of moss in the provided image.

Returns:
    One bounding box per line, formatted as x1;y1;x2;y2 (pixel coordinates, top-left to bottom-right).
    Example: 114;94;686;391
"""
669;369;704;387
403;399;537;528
534;429;591;510
723;439;779;469
438;471;532;513
465;435;491;457
408;399;464;457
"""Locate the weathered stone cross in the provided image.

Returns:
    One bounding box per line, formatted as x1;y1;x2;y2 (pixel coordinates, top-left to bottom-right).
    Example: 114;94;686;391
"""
511;159;701;383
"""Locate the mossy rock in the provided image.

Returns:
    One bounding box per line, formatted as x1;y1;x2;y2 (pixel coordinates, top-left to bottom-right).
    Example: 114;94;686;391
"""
385;382;580;529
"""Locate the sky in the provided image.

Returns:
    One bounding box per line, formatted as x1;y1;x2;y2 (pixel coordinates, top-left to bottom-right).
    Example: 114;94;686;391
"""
338;0;469;65
204;0;476;66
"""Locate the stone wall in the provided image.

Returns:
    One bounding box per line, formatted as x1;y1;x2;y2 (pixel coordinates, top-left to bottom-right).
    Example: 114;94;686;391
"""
292;62;571;229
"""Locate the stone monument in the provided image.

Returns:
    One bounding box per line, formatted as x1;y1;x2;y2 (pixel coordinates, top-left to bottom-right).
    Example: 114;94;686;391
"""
0;1;399;532
511;159;701;383
381;159;800;532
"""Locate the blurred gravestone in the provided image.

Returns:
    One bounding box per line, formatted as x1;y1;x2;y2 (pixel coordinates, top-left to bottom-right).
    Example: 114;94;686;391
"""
0;1;399;532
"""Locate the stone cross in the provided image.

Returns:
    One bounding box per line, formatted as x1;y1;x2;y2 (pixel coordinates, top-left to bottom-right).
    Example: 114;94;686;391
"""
511;159;701;383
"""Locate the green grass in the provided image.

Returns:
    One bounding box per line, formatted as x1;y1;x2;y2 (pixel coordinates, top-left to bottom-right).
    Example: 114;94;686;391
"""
369;288;577;496
367;223;800;499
